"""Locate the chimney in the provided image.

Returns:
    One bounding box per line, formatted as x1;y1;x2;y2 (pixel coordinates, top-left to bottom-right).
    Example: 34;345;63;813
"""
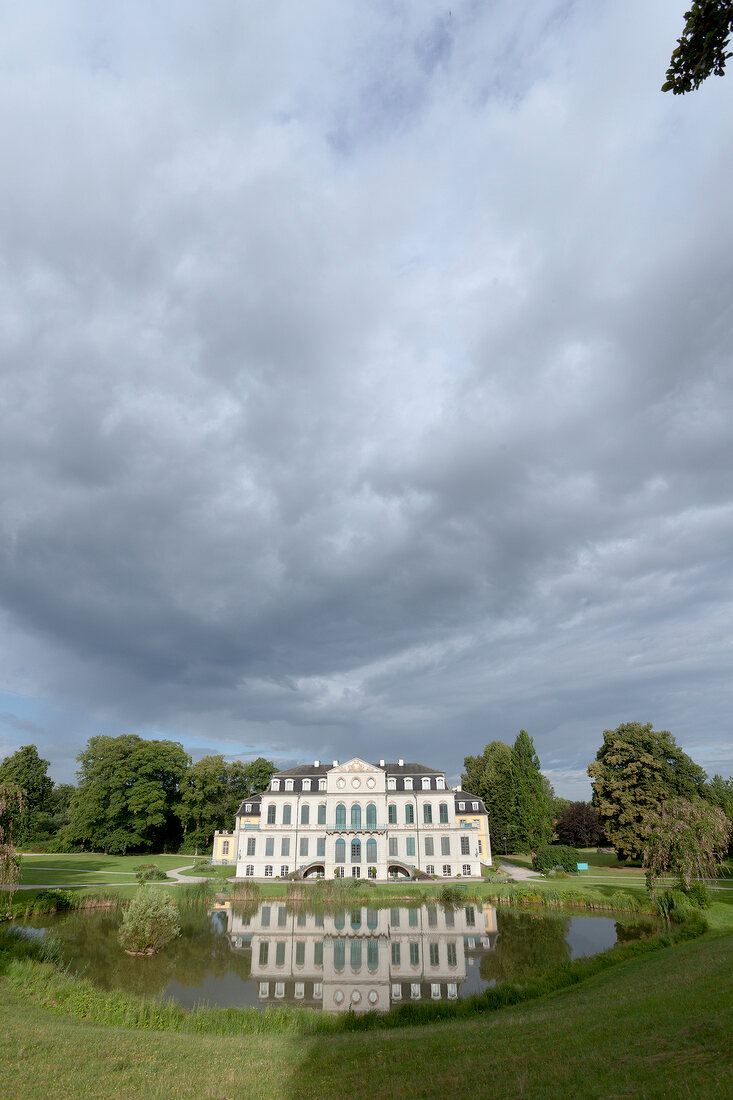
398;758;404;766
379;759;385;767
314;759;320;767
333;759;339;766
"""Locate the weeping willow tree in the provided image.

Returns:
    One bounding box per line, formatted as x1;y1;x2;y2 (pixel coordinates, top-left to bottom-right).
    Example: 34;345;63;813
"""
1;783;26;919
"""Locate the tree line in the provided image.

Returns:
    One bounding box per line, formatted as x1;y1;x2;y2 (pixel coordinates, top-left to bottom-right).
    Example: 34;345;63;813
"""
0;737;275;856
463;721;733;870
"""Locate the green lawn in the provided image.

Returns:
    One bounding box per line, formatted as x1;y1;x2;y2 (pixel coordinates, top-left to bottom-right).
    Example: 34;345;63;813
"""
1;932;730;1098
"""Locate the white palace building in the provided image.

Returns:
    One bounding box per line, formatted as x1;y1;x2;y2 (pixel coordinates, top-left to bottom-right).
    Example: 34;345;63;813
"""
214;756;492;881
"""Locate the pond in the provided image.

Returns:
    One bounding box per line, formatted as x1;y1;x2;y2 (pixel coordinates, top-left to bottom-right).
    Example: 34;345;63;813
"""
14;900;655;1015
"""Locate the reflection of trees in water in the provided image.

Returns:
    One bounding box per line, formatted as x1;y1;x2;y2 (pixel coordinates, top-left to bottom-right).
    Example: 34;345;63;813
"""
614;917;658;943
479;912;571;985
44;906;250;1001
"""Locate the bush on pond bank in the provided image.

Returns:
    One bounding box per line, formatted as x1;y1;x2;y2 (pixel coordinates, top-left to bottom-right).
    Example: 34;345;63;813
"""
117;890;180;955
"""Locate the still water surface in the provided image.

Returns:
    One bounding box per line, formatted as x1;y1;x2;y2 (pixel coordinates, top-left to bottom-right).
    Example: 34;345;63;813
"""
17;901;652;1014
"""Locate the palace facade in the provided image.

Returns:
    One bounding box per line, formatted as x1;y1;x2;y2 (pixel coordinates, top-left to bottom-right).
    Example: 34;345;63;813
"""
214;756;491;881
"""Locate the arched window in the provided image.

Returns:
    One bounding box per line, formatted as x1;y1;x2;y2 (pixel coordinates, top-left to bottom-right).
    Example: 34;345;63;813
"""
335;803;346;826
334;909;346;930
351;909;361;930
284;779;294;791
387;777;396;790
350;940;362;970
405;803;414;824
436;777;445;790
267;804;276;824
366;908;378;930
282;804;292;825
388;803;397;824
317;803;326;824
439;802;449;824
366;802;377;827
301;803;309;825
422;777;430;789
334;940;346;970
351;838;361;863
366;837;377;862
351;804;362;829
423;803;433;824
271;779;280;791
335;838;346;863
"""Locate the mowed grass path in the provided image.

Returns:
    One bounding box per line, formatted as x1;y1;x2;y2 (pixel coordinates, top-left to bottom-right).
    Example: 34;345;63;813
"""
1;933;731;1099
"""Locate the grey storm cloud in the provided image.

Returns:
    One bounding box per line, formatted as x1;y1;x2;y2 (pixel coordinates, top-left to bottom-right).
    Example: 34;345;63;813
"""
0;1;731;793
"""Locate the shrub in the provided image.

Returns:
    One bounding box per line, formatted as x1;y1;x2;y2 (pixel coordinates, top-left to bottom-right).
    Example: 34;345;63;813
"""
681;880;713;910
534;845;580;875
135;865;170;884
117;890;180;955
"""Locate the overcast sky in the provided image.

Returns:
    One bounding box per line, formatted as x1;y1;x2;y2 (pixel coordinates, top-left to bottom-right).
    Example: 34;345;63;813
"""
1;1;731;798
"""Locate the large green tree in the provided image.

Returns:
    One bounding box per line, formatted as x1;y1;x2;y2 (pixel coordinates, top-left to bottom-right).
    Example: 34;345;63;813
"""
643;797;731;895
178;754;276;854
65;735;190;854
662;1;733;94
0;745;54;844
510;730;554;867
0;782;26;918
587;722;707;861
462;740;515;854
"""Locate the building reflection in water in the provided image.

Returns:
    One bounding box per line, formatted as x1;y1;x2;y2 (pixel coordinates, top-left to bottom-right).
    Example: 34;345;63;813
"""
225;901;499;1013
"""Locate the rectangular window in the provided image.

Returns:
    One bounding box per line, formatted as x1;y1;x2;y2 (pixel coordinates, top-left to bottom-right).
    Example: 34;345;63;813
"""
409;942;419;966
465;906;476;926
247;836;256;856
316;837;325;857
314;941;323;967
267;805;276;824
390;907;400;927
460;836;470;855
447;941;457;967
404;778;413;790
281;838;290;857
275;906;285;927
265;837;274;857
297;912;306;927
280;865;289;877
317;804;326;824
405;804;414;824
425;864;434;875
424;837;434;856
259;942;269;966
301;804;310;825
477;839;483;854
444;908;454;927
302;779;311;791
442;865;451;877
264;865;273;877
275;942;285;966
245;864;254;877
408;908;418;928
463;864;471;876
261;906;271;927
429;943;439;967
439;804;449;824
295;941;305;966
222;840;230;856
427;906;437;927
459;801;465;811
388;803;397;824
351;866;361;878
351;840;361;862
472;802;479;810
319;778;326;790
391;942;401;966
300;837;308;857
405;837;415;857
441;836;451;856
282;804;292;825
423;803;432;824
388;837;398;857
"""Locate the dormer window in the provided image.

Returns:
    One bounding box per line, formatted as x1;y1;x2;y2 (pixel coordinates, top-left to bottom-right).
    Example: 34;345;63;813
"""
302;779;311;791
387;777;396;790
271;779;280;791
421;777;431;790
436;777;445;790
319;778;327;791
404;777;413;790
472;802;479;811
285;779;294;791
245;804;252;813
459;802;465;811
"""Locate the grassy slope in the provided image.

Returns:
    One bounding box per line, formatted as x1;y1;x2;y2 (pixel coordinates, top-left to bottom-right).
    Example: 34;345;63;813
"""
1;934;731;1099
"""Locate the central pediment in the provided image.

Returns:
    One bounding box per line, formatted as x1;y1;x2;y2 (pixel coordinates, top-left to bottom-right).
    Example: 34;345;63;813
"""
332;757;376;773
